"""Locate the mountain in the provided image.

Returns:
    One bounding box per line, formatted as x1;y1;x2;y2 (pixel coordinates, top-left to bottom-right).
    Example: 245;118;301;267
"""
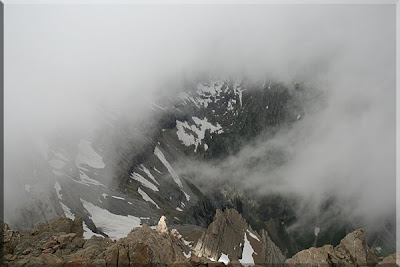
5;76;395;259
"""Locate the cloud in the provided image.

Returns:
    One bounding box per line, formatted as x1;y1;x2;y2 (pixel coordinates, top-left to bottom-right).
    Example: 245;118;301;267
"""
5;3;395;236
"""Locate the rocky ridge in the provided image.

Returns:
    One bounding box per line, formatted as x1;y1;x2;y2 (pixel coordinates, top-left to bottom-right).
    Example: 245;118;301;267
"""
194;209;285;265
2;208;398;267
286;228;397;267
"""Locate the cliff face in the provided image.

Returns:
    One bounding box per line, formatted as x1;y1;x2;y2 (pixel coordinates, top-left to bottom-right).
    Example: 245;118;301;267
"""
2;208;397;267
194;209;285;265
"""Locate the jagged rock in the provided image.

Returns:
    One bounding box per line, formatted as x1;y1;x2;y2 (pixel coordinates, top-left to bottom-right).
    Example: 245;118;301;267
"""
336;229;378;265
171;228;183;239
70;217;84;238
2;222;21;254
19;253;65;266
194;209;247;261
194;208;285;265
104;244;119;265
1;215;395;267
57;232;76;244
65;258;92;267
29;217;83;236
377;253;399;267
286;228;379;266
258;228;286;264
116;224;186;265
65;235;113;263
157;215;169;234
286;245;336;266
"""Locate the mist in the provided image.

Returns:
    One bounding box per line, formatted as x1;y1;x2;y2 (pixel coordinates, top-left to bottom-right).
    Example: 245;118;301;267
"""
5;3;395;241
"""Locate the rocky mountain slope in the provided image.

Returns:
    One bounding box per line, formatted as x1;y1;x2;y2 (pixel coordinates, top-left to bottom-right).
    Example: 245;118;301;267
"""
2;208;397;266
6;77;396;259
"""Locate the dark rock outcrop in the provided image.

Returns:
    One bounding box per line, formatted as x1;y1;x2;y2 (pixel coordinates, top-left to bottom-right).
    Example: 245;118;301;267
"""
194;208;285;265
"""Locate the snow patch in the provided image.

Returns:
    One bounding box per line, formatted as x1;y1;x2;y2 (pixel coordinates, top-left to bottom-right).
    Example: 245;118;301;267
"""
154;147;181;187
247;230;260;242
153;167;162;174
314;227;320;236
154;147;190;201
239;232;255;265
83;221;103;239
76;139;105;169
183;251;191;259
111;196;125;200
60;202;74;219
81;198;141;239
130;172;159;192
176;121;197;148
53;151;69;162
176;117;222;152
218;253;230;265
49;159;66;169
139;164;159;185
151;102;166;111
183;239;192;247
233;81;245;106
54;182;62;199
52;170;64;176
79;171;104;186
138;187;160;209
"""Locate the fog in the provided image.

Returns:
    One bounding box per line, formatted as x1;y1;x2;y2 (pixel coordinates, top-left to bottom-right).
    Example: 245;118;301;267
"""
5;3;395;240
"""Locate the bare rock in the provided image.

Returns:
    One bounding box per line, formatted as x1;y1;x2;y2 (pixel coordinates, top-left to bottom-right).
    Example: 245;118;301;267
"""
2;223;21;254
336;228;378;265
29;217;84;237
286;245;336;266
194;208;284;265
65;258;92;267
286;228;378;267
71;217;84;238
57;233;77;244
377;253;399;267
104;244;119;265
116;224;186;265
157;215;169;234
194;209;247;261
171;228;183;239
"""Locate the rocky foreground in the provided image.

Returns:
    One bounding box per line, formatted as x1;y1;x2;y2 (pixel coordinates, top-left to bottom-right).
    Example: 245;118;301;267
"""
2;209;398;266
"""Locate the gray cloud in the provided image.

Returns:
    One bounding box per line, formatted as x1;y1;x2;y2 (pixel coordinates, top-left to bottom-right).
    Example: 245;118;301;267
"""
5;3;395;238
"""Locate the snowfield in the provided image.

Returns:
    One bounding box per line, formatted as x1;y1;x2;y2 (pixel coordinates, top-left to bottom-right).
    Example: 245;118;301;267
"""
81;198;142;239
